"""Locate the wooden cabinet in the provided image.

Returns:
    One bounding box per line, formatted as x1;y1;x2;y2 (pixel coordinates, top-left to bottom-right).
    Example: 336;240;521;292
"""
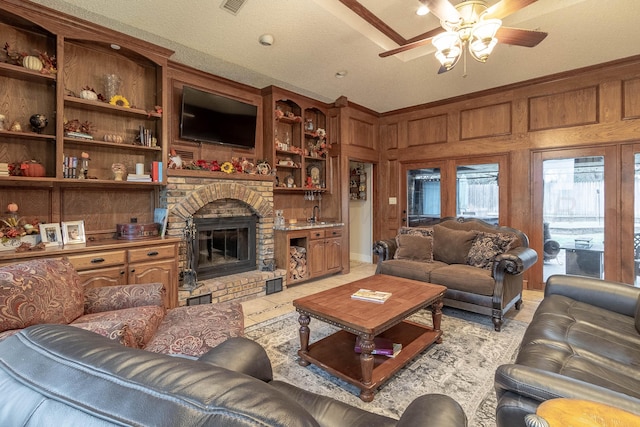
275;226;343;284
0;238;180;309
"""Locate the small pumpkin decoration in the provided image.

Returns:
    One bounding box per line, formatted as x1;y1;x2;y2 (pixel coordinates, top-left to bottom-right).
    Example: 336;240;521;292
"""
22;55;43;72
80;89;98;101
20;160;45;177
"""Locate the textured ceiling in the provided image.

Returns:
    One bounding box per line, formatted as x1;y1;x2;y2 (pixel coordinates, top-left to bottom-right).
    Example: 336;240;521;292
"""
30;0;640;113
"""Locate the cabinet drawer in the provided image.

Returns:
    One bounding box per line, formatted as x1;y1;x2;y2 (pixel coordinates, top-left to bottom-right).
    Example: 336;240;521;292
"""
309;229;326;240
128;244;175;263
67;251;126;270
325;228;342;238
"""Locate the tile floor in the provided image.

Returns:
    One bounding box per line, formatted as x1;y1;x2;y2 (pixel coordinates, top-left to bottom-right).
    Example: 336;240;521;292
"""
241;261;543;328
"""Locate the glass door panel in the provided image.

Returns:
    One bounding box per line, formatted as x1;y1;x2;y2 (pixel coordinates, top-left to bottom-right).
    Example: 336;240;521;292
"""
543;156;605;281
407;168;441;226
456;163;499;225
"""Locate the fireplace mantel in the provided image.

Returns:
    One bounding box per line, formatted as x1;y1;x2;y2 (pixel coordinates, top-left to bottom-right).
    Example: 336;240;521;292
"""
167;169;275;183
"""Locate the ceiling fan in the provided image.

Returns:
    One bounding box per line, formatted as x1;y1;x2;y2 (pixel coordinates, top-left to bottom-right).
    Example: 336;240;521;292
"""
379;0;548;73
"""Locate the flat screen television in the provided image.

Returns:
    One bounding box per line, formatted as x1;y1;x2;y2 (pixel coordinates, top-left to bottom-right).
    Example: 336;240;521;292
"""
180;86;258;149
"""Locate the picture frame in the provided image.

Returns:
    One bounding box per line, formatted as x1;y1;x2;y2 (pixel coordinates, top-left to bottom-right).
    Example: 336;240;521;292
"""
61;220;86;245
39;223;63;246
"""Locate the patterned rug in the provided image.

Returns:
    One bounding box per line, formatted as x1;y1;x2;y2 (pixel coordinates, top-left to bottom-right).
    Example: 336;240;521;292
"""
245;307;528;427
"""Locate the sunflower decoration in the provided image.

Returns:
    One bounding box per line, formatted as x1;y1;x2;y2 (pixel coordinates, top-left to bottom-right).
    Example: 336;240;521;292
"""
220;161;234;174
109;95;130;108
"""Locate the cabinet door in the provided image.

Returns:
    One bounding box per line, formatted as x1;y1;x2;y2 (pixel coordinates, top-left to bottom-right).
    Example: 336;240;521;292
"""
76;266;127;289
308;239;326;278
326;237;343;274
129;259;176;308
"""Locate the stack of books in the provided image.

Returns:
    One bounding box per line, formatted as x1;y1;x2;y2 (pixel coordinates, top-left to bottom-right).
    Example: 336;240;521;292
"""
351;289;392;303
0;162;8;176
126;173;152;182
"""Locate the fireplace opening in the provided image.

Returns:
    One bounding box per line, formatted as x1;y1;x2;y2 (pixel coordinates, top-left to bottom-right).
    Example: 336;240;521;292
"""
193;215;257;280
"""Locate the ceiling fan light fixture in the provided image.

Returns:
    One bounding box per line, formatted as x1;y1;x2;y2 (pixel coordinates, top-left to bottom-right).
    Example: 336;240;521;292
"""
472;18;501;41
469;37;497;62
433;31;461;69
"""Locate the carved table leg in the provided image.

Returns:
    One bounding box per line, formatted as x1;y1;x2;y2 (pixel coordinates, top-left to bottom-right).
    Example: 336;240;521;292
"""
297;313;311;366
431;297;444;344
358;334;375;402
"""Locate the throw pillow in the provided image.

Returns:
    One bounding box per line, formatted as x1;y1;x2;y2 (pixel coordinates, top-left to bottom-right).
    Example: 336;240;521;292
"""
398;227;433;238
394;234;433;262
71;320;137;348
432;225;477;264
467;232;517;270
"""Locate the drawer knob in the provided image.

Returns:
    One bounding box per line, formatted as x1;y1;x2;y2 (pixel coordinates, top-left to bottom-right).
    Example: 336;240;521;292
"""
147;251;159;257
90;257;105;264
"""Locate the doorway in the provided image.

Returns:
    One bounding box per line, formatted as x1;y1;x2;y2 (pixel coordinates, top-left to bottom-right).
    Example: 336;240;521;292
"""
349;161;373;263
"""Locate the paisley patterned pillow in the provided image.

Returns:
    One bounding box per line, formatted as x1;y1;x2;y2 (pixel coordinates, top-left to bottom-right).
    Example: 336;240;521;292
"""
467;232;517;270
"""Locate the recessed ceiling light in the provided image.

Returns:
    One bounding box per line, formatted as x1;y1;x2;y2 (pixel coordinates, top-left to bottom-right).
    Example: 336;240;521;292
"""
259;34;274;46
416;5;429;16
335;70;348;78
110;44;121;50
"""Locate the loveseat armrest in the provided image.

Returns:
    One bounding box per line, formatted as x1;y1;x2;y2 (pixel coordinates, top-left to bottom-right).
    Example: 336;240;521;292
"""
84;283;165;314
545;275;640;317
495;364;640;417
495;246;538;275
198;337;273;382
397;394;468;427
373;238;397;262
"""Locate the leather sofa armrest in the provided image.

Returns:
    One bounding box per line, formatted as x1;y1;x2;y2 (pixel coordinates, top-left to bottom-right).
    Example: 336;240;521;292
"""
373;238;397;262
397;394;468;427
495;364;640;416
198;337;273;382
495;247;538;275
84;283;165;314
545;275;640;317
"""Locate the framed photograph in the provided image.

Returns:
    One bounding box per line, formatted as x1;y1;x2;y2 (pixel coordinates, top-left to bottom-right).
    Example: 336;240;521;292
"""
39;223;62;246
61;220;86;245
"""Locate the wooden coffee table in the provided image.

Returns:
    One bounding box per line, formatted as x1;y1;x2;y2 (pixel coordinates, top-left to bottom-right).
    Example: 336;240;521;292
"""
292;274;446;402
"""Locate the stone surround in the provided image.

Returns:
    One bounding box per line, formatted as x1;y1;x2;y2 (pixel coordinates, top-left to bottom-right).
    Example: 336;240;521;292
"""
163;170;285;306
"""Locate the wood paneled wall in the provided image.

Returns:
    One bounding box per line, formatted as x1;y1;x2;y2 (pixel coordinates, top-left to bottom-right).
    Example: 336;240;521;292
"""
376;55;640;289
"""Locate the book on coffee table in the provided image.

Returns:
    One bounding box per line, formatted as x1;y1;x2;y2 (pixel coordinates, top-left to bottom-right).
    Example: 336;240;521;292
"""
351;289;392;303
354;336;402;358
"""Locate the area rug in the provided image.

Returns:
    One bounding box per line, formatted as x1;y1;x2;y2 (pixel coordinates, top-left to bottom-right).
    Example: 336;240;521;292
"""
245;307;528;427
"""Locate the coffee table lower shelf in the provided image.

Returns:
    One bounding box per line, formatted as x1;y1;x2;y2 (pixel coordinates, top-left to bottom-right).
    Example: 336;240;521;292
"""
297;320;441;401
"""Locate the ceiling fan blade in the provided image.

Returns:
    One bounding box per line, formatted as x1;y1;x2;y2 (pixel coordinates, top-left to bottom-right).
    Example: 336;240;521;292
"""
496;27;547;47
419;0;461;24
379;36;437;58
484;0;538;20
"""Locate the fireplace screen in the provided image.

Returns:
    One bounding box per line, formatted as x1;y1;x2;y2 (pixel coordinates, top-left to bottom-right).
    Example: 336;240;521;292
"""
193;215;257;279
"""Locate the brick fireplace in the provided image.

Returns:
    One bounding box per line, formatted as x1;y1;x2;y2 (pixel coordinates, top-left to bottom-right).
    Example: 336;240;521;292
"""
163;170;285;306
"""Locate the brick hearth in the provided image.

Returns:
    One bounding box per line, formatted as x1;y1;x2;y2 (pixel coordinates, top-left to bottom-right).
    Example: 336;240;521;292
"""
163;170;286;306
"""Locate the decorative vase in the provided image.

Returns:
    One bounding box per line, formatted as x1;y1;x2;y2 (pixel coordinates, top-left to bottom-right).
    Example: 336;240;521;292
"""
104;74;122;101
22;55;43;72
78;158;89;179
0;234;40;252
114;170;124;181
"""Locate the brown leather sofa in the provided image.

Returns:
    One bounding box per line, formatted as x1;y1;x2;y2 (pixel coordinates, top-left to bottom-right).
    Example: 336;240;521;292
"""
373;217;538;331
0;258;243;356
0;324;469;426
495;274;640;427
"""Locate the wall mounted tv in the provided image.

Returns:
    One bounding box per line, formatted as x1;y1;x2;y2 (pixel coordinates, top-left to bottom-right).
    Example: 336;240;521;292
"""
180;86;258;149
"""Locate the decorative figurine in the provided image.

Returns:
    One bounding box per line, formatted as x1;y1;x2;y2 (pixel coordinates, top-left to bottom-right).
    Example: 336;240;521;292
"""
29;114;48;133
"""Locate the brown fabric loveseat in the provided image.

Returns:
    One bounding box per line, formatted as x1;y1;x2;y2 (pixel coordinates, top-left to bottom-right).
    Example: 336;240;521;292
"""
0;258;244;356
373;217;538;331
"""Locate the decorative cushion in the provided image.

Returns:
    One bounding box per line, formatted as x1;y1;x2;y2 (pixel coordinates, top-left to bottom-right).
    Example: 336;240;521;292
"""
398;226;433;238
144;301;244;357
432;225;477;264
84;283;165;314
0;259;84;333
72;305;165;349
467;232;517;270
71;320;137;348
394;234;433;262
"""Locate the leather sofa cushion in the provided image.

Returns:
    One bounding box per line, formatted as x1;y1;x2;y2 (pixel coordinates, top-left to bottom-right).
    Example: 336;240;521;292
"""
72;305;165;349
394;234;433;261
430;264;495;296
432;225;477;264
516;294;640;399
378;259;447;282
0;258;84;332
